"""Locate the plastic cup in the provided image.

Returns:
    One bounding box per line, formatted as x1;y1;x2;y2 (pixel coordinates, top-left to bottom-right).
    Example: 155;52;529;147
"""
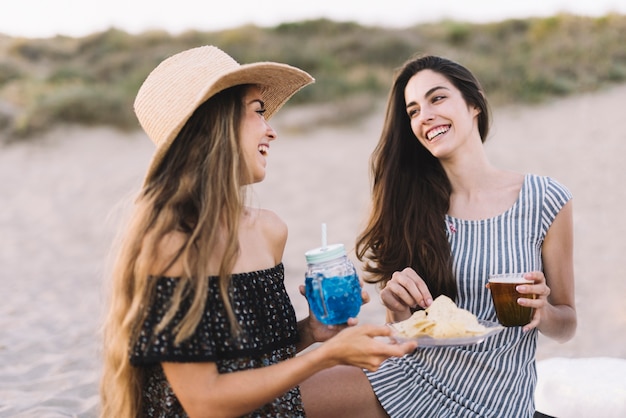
488;273;535;327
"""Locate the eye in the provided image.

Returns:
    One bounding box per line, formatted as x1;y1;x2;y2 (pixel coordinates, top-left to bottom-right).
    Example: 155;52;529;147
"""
432;95;446;103
256;108;267;117
407;107;420;118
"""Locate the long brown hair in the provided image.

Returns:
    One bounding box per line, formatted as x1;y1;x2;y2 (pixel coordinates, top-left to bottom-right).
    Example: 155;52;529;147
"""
100;85;249;417
355;55;490;301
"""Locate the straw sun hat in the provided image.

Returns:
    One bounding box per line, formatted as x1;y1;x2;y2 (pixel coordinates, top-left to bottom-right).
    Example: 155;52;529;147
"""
134;45;315;185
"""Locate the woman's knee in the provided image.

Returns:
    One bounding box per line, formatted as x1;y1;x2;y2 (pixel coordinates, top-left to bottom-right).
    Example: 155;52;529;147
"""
300;365;388;418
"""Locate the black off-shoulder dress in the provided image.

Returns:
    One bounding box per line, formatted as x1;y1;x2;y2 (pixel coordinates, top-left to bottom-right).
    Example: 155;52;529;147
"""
130;263;305;417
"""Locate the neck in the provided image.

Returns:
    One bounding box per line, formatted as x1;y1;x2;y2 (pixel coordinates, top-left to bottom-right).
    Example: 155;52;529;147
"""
440;144;495;194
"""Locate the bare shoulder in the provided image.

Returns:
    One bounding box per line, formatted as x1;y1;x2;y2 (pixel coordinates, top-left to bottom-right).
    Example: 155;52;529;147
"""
256;208;288;245
241;208;287;265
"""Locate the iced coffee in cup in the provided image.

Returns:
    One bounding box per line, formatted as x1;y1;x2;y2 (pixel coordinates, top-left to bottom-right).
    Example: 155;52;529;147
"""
488;273;536;327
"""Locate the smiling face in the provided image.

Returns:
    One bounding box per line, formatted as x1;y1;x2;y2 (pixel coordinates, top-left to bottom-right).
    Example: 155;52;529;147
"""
404;69;480;159
239;85;277;184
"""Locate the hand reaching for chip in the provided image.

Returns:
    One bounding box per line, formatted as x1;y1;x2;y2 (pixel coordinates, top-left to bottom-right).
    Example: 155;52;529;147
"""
381;267;434;322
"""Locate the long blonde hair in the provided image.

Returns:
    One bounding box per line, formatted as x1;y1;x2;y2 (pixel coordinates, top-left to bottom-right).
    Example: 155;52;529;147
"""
100;85;250;417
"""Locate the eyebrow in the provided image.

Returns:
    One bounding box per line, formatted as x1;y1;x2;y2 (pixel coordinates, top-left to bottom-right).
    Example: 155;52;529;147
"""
248;98;265;108
405;85;450;109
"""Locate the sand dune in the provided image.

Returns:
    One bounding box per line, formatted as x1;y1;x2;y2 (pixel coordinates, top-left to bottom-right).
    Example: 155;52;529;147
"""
1;84;625;416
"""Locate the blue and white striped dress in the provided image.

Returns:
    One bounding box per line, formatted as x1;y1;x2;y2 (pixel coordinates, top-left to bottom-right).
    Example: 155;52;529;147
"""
366;174;572;418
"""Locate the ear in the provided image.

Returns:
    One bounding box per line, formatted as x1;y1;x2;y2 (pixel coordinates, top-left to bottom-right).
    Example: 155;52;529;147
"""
472;90;486;117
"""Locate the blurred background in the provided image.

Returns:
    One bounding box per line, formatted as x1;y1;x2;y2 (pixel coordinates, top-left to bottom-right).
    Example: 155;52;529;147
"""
1;1;626;142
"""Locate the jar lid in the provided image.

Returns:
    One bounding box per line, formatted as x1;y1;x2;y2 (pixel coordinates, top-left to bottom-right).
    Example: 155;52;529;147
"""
305;243;346;264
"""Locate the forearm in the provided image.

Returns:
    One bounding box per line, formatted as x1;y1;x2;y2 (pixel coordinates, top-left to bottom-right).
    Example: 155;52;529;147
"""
537;201;576;343
537;302;577;343
213;351;333;416
296;318;316;352
166;348;335;418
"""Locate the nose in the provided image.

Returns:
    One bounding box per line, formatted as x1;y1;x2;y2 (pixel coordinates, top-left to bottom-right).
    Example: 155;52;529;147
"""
418;106;435;124
266;121;277;141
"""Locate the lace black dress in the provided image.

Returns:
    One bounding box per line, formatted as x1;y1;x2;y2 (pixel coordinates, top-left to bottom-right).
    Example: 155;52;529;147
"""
129;263;305;417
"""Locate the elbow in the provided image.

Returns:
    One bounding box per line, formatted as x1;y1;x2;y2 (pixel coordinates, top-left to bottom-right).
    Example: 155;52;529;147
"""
552;310;578;344
182;397;240;418
558;318;577;343
553;329;575;344
182;403;210;418
185;407;235;418
540;305;577;343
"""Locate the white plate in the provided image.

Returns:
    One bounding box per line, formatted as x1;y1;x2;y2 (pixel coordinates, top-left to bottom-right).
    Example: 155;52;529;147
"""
388;319;504;347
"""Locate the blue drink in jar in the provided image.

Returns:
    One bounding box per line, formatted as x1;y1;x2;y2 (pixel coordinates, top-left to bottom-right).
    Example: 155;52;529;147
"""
304;243;362;325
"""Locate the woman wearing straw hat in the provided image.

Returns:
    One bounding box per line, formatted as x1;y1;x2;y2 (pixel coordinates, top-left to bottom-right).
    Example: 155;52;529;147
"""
99;46;416;417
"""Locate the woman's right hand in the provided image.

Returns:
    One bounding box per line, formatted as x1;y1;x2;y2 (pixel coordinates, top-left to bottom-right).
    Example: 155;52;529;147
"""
321;323;417;371
380;267;433;321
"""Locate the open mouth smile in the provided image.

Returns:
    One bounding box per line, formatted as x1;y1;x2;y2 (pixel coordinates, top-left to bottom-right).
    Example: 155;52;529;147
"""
426;125;450;141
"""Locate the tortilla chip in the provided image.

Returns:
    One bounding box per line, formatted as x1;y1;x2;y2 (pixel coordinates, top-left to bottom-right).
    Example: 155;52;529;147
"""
393;295;487;339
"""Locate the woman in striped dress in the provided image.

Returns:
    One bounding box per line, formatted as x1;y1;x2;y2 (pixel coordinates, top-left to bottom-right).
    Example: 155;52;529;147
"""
301;55;576;417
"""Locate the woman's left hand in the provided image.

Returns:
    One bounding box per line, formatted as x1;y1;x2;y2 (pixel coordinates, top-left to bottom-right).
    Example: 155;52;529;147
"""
297;284;370;343
515;271;551;332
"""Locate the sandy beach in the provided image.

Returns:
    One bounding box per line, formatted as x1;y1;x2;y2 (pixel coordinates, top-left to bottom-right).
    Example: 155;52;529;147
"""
1;84;626;417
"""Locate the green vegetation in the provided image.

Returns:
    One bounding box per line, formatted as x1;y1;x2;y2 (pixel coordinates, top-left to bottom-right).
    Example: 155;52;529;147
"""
1;13;625;141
